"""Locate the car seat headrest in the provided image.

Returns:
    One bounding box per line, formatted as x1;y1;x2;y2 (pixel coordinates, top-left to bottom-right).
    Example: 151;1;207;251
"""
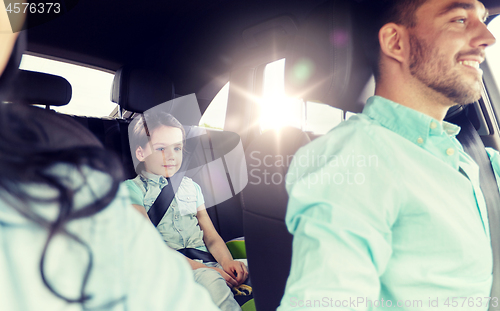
111;66;175;113
285;0;372;113
2;70;72;106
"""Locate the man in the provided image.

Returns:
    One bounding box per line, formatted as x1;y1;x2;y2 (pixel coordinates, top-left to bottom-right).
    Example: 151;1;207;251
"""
278;0;496;310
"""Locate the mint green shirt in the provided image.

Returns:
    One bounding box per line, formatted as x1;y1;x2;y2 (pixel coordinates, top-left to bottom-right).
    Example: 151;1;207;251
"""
278;96;496;310
0;164;220;311
124;172;208;252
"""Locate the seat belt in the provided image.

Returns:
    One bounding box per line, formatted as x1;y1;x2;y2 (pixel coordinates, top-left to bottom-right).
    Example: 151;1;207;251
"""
147;176;217;262
147;177;175;227
451;111;500;309
145;126;198;226
144;127;218;261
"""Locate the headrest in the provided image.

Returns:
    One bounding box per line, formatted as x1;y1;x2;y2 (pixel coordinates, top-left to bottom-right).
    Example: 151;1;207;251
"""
285;0;372;113
0;31;27;102
242;126;311;219
2;70;72;106
111;66;175;113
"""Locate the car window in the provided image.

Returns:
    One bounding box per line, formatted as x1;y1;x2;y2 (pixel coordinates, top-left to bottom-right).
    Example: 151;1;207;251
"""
487;15;500;92
19;54;117;118
199;82;229;130
261;58;343;134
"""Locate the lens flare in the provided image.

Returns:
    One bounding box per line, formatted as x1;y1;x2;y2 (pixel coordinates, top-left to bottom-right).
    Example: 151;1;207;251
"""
291;58;315;85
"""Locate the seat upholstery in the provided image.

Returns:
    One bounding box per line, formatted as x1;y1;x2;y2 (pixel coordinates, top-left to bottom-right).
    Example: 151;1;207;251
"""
241;127;310;311
284;0;371;113
72;116;136;179
111;66;176;114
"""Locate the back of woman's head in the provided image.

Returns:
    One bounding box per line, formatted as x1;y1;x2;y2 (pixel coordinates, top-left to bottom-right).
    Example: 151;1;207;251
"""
0;103;123;305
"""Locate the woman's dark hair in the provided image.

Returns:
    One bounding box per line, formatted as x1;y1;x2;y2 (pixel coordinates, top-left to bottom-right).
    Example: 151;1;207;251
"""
129;111;186;173
0;103;123;305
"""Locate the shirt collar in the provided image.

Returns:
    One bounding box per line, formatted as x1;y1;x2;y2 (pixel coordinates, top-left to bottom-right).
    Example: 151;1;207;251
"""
140;170;169;186
363;96;461;145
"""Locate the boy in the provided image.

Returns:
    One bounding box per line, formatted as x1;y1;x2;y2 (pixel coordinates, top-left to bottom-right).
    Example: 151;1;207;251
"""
124;111;248;311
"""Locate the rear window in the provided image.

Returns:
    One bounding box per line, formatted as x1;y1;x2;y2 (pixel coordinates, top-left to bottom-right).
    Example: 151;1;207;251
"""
261;59;344;135
19;54;117;117
199;82;229;130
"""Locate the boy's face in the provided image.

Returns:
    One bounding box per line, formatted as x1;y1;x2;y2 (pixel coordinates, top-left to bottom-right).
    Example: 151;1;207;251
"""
136;125;184;178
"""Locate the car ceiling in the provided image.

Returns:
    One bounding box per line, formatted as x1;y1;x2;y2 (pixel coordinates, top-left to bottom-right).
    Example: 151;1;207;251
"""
26;0;325;95
26;0;500;97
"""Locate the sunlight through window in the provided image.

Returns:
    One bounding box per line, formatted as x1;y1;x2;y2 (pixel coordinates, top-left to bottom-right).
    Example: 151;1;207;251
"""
261;59;304;131
19;55;116;117
261;58;344;135
487;16;500;94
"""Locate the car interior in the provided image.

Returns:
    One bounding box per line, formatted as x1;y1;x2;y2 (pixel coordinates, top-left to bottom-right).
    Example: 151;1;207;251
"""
1;0;500;310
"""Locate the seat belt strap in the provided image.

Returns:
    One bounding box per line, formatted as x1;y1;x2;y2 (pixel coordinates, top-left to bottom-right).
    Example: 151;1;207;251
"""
452;112;500;309
147;177;175;227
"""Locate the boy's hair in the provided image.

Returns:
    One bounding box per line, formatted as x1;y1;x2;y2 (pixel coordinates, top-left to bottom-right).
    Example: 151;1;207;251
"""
359;0;428;79
130;111;186;151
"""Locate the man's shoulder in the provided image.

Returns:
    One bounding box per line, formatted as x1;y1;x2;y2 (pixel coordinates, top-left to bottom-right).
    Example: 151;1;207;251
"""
295;114;390;159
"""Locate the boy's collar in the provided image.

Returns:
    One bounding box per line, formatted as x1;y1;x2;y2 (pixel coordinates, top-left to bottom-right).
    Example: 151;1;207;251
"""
140;170;169;184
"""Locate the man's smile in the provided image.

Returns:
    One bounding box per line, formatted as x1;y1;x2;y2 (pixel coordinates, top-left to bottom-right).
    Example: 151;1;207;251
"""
458;60;481;69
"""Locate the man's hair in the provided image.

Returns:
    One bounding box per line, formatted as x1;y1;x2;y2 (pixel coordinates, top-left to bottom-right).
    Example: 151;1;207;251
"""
129;111;186;151
359;0;428;79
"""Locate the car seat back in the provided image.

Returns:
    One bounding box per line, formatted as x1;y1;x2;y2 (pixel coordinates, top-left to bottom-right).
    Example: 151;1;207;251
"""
241;127;310;311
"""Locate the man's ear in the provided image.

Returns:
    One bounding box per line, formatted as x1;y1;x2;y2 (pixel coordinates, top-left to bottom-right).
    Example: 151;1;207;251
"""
378;23;407;64
136;146;146;162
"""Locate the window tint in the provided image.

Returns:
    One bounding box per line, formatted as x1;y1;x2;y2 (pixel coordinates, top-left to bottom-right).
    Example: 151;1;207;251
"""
487;16;500;92
261;58;344;135
199;82;229;130
19;54;116;117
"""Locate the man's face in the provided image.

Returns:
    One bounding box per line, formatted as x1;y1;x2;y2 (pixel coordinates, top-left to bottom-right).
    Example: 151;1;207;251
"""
408;0;495;105
137;125;184;178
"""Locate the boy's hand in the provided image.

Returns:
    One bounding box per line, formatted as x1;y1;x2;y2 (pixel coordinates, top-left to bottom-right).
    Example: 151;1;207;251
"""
210;267;239;288
221;260;248;285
